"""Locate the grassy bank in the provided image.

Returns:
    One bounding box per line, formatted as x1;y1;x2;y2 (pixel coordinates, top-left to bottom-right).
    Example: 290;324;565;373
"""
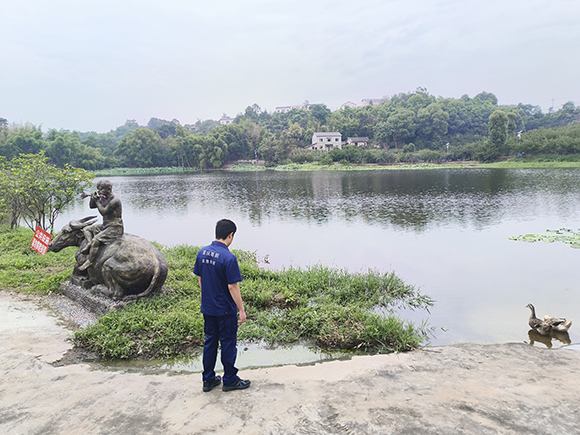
236;159;580;171
226;161;480;172
92;166;199;177
472;160;580;169
0;226;433;359
90;159;580;178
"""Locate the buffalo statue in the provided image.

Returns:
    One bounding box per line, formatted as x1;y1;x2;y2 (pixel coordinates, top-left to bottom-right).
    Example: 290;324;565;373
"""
49;216;168;301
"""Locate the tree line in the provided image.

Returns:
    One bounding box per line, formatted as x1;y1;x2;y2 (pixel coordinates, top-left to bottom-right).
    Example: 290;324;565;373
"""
1;89;579;169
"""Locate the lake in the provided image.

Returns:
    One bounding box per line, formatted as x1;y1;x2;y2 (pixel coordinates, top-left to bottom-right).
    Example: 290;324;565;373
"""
56;168;580;353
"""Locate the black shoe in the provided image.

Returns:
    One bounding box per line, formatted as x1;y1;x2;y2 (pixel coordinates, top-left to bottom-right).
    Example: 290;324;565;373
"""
203;375;221;392
222;378;251;392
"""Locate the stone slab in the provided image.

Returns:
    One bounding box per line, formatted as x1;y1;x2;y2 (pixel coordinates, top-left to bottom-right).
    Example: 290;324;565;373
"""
60;281;126;316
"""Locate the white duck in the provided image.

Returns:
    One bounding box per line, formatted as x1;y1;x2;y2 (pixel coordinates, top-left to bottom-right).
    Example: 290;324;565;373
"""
542;314;572;332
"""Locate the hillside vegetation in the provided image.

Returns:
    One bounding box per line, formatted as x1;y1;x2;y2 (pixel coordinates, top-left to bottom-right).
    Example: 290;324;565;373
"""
1;90;579;169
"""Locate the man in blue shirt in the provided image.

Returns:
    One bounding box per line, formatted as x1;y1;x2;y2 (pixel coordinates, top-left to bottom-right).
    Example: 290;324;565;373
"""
193;219;251;392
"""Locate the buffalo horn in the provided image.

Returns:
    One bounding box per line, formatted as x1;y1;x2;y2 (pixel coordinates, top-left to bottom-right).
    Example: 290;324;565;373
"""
70;215;98;230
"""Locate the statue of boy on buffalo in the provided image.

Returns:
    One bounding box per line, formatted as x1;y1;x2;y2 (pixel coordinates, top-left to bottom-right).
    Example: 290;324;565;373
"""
78;179;124;272
48;180;168;301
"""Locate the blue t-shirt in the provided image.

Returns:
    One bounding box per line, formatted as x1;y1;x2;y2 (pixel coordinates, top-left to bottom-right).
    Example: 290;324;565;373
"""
193;241;242;317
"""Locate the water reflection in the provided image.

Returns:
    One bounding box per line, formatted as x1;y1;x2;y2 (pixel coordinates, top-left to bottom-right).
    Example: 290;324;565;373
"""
97;342;352;374
79;168;580;232
526;330;572;349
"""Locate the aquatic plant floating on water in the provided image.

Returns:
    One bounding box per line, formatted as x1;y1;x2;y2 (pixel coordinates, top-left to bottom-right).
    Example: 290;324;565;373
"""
509;229;580;249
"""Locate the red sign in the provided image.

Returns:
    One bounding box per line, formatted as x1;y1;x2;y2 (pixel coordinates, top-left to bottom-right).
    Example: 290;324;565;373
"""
31;226;52;255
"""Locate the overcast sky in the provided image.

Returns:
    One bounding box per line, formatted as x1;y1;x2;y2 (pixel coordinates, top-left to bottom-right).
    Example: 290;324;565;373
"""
1;0;579;133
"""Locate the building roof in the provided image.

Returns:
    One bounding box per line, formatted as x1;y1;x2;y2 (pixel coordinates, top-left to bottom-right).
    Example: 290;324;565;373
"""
312;132;342;137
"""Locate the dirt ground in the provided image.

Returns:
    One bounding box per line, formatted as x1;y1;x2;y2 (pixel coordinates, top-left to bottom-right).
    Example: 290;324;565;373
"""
1;291;580;435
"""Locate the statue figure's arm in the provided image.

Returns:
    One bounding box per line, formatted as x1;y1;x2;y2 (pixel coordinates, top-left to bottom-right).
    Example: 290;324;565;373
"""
88;193;99;209
95;199;109;214
96;196;120;216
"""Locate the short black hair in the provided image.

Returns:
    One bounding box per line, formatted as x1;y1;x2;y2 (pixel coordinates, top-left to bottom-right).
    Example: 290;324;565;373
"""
215;219;237;240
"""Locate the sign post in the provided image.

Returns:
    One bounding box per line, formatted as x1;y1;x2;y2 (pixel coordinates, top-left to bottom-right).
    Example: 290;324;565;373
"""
31;226;52;255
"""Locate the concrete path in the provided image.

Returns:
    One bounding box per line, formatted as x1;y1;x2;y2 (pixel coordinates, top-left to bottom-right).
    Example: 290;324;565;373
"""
1;291;580;435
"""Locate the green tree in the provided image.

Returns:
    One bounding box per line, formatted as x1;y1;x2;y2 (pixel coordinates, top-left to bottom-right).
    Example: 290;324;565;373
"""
197;137;228;168
79;132;119;159
239;120;265;161
111;119;140;138
405;89;435;113
115;128;162;167
373;121;392;147
416;103;449;148
509;123;580;156
146;117;175;129
329;107;360;138
0;152;93;232
486;110;508;161
46;130;81;167
506;111;524;136
0;120;8;157
274;131;293;163
82;135;99;149
212;123;252;160
385;108;417;148
257;132;277;163
329;105;379;140
236;104;266;124
193;119;220;135
153;124;177;139
0;157;8;225
287;122;304;144
1;124;45;159
439;98;469;136
173;126;198;167
310;104;331;124
173;128;228;169
46;130;109;170
473;91;498;106
554;101;579;127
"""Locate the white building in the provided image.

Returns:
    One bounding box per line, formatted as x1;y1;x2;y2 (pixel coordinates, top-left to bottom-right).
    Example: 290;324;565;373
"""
274;106;299;114
310;132;342;151
219;115;234;125
346;137;369;147
275;103;326;114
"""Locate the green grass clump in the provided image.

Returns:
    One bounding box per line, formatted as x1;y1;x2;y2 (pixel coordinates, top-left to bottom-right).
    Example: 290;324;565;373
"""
0;226;76;294
74;293;204;359
1;225;433;360
237;264;433;352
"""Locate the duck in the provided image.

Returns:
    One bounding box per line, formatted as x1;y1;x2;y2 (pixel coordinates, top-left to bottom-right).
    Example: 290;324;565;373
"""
526;303;552;336
542;314;572;332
